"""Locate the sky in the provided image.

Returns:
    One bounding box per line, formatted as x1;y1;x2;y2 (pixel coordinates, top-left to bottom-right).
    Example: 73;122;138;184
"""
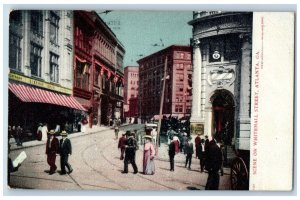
98;11;193;67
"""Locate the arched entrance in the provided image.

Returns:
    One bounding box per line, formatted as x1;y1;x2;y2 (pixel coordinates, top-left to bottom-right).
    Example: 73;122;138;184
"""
210;89;235;145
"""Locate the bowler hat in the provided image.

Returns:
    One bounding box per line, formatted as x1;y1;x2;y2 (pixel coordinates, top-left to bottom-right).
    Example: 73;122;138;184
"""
49;130;55;135
61;130;68;136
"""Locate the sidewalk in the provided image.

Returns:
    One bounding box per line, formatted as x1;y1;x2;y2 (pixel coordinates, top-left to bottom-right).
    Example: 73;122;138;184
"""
9;125;110;151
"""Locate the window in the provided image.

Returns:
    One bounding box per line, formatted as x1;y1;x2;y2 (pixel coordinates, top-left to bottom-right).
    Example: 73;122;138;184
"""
224;36;238;61
75;60;90;90
49;11;59;44
94;65;100;85
175;105;183;113
9;33;22;71
179;74;184;81
30;11;43;36
50;53;59;83
30;43;42;77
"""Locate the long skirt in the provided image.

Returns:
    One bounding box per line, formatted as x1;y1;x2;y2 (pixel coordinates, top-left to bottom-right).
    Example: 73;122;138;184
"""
143;149;155;175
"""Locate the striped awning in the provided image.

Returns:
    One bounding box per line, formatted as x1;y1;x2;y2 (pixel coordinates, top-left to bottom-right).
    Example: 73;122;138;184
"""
9;83;87;111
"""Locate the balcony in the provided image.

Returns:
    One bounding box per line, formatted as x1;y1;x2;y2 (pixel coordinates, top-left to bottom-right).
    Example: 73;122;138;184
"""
193;11;223;19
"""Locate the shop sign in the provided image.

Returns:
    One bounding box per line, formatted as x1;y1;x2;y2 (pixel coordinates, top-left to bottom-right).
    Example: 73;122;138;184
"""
9;72;72;95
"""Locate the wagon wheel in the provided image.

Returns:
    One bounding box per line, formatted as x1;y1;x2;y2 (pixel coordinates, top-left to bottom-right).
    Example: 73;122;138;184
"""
230;157;249;190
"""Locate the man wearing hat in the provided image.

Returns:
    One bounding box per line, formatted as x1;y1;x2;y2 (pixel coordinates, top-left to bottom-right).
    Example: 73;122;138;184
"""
59;130;73;175
118;132;127;160
122;132;138;174
45;130;59;175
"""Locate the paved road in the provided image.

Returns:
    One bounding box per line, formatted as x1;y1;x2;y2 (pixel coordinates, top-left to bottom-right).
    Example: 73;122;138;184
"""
8;124;231;190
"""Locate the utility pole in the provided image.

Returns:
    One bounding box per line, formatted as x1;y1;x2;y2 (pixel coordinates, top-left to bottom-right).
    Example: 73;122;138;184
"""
156;56;168;154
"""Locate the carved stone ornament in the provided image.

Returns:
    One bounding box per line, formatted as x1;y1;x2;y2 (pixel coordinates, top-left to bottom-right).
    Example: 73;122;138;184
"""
192;38;201;48
207;67;236;88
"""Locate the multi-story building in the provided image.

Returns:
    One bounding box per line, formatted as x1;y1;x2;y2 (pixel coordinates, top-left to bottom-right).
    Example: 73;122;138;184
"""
188;11;253;150
123;66;139;119
73;11;125;127
8;10;85;134
137;45;192;122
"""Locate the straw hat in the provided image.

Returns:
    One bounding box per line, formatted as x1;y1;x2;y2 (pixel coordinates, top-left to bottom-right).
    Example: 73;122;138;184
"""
61;130;68;136
49;130;55;135
144;135;152;140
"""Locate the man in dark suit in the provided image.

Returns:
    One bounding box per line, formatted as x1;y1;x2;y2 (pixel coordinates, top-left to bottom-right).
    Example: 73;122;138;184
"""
122;132;138;174
197;139;206;173
205;135;222;190
168;137;176;171
46;130;59;175
184;137;194;170
118;132;127;160
59;131;73;175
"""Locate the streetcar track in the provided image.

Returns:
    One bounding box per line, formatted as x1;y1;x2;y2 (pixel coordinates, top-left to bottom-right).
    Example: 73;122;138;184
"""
11;174;74;183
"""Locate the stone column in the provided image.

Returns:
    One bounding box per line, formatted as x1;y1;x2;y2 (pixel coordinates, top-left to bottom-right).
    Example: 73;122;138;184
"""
23;11;31;76
190;39;202;122
190;38;205;135
237;33;252;149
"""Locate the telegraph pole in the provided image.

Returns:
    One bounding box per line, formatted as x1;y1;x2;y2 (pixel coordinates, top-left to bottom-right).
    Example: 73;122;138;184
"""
156;56;168;154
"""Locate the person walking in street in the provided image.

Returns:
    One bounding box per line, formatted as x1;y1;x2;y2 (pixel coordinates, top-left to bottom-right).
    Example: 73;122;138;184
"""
122;132;138;174
204;135;210;152
59;131;73;175
195;132;201;158
217;140;225;176
184;136;194;170
143;135;155;175
36;123;43;141
197;139;206;173
168;136;178;171
205;134;223;190
151;128;158;146
114;118;120;140
118;132;127;160
45;130;59;175
15;125;23;146
42;123;49;142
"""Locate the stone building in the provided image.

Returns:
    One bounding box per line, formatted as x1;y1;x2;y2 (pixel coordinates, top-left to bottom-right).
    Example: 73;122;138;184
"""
188;11;252;150
137;45;192;122
8;10;86;135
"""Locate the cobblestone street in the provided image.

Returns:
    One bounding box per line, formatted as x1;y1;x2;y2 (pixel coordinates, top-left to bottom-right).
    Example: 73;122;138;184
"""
8;124;231;191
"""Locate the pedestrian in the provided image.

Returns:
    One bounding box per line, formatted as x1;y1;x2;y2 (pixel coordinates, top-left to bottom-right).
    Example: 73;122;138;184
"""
42;123;49;142
36;123;43;141
150;128;158;145
217;140;225;176
118;132;127;160
173;135;180;154
168;136;178;171
195;132;201;158
45;130;59;175
204;135;209;152
181;132;188;153
143;135;155;175
114;118;120;140
122;132;138;174
184;136;194;170
205;134;223;190
197;139;206;173
59;130;73;175
15;125;23;146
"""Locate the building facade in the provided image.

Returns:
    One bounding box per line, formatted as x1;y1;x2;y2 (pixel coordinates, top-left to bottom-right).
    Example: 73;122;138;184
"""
123;66;139;118
73;11;125;127
188;11;252;150
8;10;85;135
137;45;192;121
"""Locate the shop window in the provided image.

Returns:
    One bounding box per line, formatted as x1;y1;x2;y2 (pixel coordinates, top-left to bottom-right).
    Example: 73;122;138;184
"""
49;11;60;44
30;11;43;36
50;52;59;83
30;43;43;77
9;33;22;71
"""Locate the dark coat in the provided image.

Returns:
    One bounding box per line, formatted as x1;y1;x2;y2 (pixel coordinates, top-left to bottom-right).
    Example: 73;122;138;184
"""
205;140;222;172
118;136;127;149
197;143;205;159
195;136;201;157
60;138;72;156
185;141;194;155
46;137;59;154
125;137;137;156
169;141;176;157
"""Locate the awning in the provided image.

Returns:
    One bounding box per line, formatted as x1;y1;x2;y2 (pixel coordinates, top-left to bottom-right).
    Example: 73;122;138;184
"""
9;83;87;111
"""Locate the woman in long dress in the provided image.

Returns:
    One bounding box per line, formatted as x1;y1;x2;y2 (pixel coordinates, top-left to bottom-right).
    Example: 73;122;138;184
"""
143;135;156;175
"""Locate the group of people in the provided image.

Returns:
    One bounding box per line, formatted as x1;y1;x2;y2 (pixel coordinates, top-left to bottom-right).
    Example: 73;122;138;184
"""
45;130;73;175
8;125;23;146
118;130;156;175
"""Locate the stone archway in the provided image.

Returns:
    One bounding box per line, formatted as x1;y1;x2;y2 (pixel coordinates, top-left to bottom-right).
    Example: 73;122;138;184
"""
210;89;235;145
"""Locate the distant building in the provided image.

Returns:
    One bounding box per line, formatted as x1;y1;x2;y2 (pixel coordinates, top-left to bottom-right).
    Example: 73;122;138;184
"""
8;10;85;134
123;66;139;118
137;45;192;122
73;11;125;127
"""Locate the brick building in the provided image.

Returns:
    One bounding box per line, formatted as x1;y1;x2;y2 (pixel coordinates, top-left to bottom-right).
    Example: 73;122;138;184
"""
123;66;139;119
73;11;125;127
137;45;192;122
